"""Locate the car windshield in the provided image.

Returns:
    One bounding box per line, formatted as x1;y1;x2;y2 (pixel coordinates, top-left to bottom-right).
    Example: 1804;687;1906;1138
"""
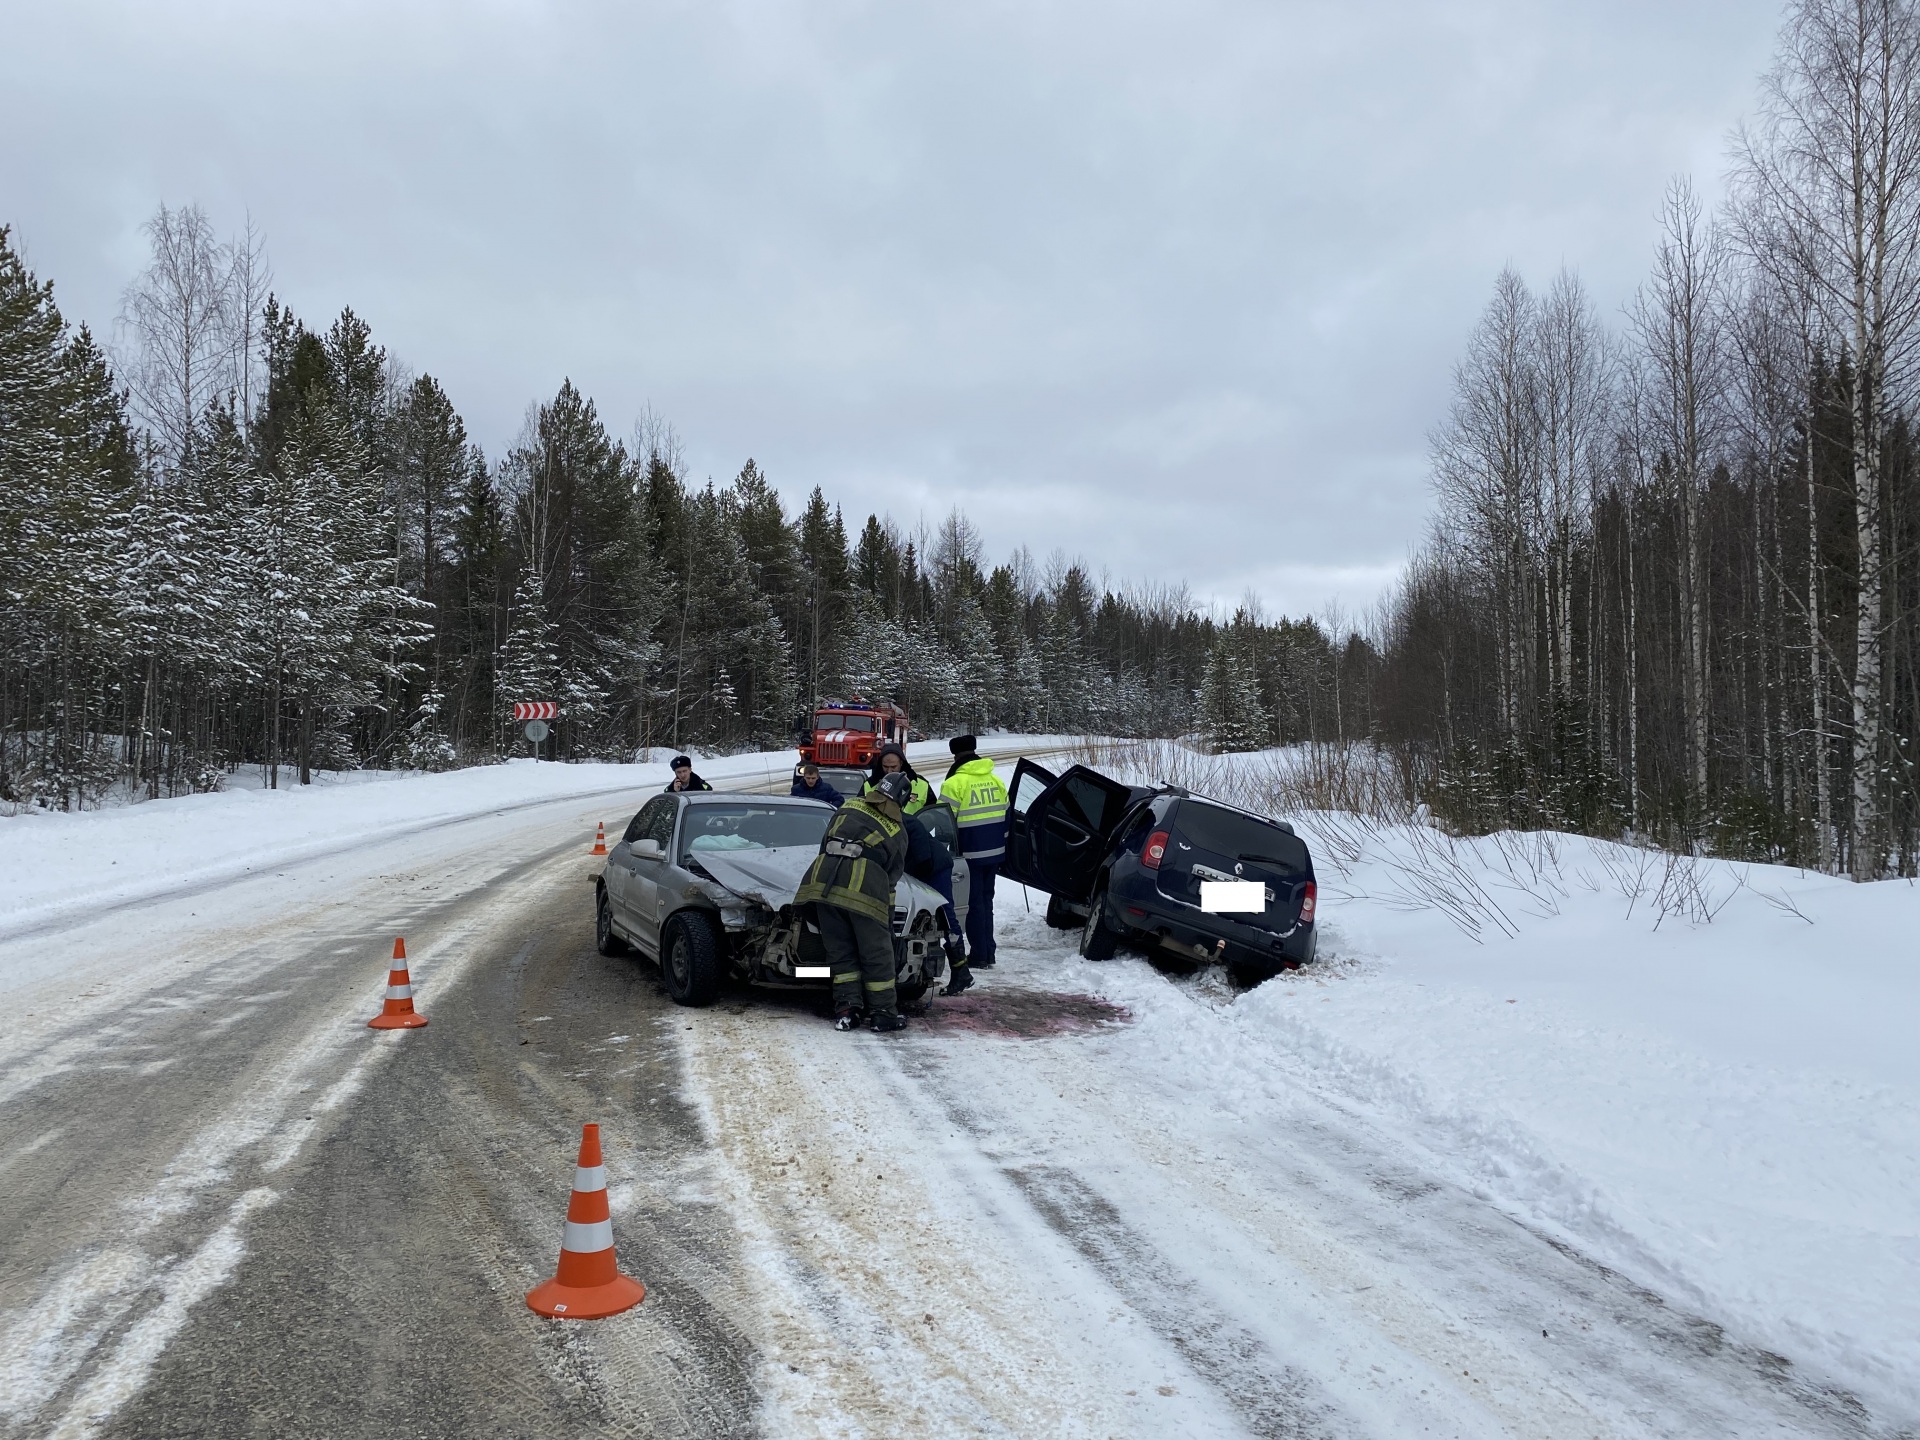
681;803;831;857
817;713;878;732
1170;799;1308;874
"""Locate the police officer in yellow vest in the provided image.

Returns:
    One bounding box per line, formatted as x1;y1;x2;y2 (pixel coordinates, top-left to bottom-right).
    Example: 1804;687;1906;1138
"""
796;768;915;1032
939;735;1009;968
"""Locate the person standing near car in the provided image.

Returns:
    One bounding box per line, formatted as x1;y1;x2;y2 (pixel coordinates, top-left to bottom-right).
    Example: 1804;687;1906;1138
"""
864;743;933;815
796;768;914;1032
939;735;1008;969
665;755;713;793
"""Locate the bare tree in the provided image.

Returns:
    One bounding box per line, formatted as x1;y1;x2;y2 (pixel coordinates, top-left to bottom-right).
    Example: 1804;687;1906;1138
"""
225;213;272;430
119;204;231;462
1631;178;1728;811
1431;267;1541;735
1535;270;1614;703
1736;0;1920;877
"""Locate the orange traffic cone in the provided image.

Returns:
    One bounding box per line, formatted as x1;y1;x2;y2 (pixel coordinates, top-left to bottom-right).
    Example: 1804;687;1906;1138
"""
527;1123;646;1319
367;938;428;1030
590;822;608;856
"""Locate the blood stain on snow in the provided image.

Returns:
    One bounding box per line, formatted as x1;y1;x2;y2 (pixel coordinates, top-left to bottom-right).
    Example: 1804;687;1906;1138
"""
922;990;1131;1038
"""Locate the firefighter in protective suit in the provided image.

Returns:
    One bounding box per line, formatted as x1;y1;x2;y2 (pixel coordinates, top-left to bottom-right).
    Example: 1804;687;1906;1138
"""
796;768;915;1032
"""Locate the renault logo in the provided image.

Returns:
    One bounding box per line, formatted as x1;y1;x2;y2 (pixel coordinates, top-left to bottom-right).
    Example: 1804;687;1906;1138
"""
1234;861;1243;876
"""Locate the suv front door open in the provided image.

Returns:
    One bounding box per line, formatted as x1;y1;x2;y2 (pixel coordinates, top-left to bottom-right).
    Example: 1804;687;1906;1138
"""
998;758;1060;891
1003;763;1136;903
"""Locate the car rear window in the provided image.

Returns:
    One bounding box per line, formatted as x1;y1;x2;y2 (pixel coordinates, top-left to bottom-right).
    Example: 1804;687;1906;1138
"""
1170;799;1308;873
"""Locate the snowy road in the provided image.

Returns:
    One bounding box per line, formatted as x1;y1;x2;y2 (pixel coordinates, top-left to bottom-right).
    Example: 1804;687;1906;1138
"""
0;755;1905;1438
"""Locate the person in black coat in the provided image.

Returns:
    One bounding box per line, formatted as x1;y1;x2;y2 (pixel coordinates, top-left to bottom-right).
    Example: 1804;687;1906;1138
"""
665;755;713;793
790;761;844;807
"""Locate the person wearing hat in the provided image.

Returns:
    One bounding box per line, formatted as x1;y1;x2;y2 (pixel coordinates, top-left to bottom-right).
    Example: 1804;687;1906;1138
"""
796;768;916;1032
664;755;713;793
938;735;1008;969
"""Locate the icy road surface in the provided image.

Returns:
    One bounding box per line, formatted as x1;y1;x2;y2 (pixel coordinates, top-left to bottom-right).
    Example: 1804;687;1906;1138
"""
0;752;1910;1438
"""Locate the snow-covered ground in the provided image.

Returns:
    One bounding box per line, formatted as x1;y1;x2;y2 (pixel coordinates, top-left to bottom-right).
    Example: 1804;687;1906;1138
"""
3;737;1912;1432
1067;743;1920;1425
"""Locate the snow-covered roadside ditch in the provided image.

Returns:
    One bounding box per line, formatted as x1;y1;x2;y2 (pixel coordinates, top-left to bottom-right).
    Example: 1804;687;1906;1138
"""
995;797;1920;1426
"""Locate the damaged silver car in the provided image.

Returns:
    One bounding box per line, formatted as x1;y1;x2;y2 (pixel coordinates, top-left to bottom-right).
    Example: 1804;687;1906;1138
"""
594;791;958;1008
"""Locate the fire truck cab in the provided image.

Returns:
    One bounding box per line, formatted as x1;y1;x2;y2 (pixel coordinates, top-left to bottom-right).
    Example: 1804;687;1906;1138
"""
799;699;911;779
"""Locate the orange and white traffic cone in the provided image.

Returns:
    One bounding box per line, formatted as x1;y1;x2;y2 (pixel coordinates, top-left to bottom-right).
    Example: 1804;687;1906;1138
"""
367;938;428;1030
590;822;608;856
526;1123;646;1319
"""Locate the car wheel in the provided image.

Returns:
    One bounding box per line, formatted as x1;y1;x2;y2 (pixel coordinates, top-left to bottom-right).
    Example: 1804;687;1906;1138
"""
1078;890;1119;961
595;887;628;956
661;913;722;1007
1044;893;1081;930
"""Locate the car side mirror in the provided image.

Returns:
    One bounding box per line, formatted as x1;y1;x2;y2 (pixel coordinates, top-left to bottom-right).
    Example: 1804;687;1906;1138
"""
634;838;665;860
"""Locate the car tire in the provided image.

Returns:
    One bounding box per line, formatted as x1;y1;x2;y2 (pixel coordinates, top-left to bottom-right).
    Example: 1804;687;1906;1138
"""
661;913;722;1007
1044;894;1080;930
595;887;629;956
1079;890;1119;961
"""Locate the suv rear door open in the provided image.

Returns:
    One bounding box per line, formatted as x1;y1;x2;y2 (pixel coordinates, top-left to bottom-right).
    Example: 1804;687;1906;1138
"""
1001;761;1140;903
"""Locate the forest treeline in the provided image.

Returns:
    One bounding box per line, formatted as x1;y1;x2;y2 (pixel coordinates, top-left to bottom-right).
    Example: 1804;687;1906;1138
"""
0;213;1370;811
6;0;1919;881
1374;0;1920;879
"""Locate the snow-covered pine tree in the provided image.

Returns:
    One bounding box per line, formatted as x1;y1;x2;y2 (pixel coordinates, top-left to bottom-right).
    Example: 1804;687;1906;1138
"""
1201;628;1269;753
497;568;561;750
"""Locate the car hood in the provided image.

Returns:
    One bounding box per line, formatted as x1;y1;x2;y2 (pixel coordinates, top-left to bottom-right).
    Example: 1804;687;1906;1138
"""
693;845;944;921
692;845;817;908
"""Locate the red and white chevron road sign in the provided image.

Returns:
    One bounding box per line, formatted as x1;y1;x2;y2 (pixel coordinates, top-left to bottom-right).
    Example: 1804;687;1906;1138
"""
512;702;558;721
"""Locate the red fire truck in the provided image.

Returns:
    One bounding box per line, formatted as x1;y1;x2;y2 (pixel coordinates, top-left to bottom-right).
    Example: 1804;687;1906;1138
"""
798;699;911;775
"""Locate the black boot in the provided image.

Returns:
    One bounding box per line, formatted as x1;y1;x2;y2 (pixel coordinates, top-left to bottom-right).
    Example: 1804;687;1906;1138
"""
833;1007;864;1032
942;963;975;997
868;1010;907;1033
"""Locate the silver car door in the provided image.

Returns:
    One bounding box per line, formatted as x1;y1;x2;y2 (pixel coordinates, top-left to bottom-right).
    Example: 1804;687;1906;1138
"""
628;796;680;954
604;805;650;924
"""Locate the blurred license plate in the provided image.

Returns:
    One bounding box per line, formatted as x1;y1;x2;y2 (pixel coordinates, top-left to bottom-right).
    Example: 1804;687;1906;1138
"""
1199;880;1266;913
795;966;832;978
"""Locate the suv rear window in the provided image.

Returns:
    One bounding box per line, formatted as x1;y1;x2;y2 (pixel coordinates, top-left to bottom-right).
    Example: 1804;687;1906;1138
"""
1170;799;1308;873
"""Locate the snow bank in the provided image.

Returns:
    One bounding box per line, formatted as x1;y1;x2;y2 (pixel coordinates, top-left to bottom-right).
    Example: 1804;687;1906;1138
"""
0;735;1070;946
0;751;799;944
1019;744;1920;1425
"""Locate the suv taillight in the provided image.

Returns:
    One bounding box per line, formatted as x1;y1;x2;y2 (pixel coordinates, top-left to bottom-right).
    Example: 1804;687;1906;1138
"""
1142;830;1169;869
1300;881;1317;922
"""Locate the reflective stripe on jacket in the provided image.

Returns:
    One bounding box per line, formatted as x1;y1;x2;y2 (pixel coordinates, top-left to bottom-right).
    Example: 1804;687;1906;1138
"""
795;796;908;925
863;774;933;815
939;757;1009;862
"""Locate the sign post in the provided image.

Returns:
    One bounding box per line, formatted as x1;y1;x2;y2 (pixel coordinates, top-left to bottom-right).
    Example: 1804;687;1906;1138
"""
512;703;558;761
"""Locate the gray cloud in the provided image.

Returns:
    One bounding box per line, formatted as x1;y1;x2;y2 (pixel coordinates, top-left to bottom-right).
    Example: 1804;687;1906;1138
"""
2;0;1780;616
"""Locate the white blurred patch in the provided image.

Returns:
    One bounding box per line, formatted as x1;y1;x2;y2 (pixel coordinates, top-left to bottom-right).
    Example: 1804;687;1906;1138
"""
1199;880;1265;914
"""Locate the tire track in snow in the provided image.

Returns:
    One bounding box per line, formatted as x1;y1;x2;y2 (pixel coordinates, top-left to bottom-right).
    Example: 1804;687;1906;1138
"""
1001;1161;1343;1439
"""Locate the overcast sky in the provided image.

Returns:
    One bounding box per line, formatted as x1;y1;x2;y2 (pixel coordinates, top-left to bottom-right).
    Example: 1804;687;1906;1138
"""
3;0;1782;619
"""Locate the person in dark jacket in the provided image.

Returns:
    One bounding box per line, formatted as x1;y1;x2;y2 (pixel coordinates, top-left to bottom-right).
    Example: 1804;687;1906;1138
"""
901;812;972;995
790;761;844;807
665;755;713;793
796;769;913;1032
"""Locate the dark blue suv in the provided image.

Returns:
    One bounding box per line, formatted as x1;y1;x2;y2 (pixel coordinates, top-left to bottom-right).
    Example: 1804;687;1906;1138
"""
1000;759;1318;984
